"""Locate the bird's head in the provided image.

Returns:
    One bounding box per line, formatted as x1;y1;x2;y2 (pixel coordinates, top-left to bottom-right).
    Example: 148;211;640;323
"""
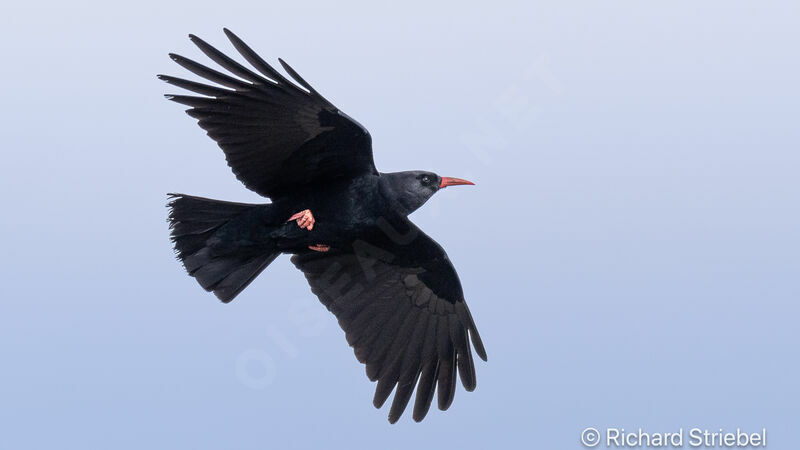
381;171;474;216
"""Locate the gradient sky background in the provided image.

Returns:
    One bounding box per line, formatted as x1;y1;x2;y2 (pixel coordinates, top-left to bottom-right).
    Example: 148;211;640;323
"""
1;1;798;449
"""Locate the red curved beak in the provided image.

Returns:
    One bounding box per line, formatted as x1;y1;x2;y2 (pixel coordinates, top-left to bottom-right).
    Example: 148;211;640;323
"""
439;177;475;188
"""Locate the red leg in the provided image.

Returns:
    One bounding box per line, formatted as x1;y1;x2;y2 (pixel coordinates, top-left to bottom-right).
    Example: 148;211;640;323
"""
287;210;329;251
287;209;315;230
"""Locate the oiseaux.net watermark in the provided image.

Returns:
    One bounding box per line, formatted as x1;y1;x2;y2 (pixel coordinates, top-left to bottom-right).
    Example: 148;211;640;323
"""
581;427;767;448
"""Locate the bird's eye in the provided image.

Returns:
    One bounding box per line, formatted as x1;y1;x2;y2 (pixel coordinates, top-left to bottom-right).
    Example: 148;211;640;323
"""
421;176;431;185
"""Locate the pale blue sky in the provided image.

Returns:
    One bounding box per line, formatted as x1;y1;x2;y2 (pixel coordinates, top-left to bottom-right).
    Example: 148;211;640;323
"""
1;1;798;449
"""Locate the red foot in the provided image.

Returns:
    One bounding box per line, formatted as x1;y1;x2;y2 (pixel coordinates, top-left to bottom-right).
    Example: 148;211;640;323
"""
308;244;330;252
288;209;315;230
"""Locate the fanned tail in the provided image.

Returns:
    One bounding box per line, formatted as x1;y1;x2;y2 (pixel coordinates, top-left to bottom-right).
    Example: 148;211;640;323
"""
167;193;279;302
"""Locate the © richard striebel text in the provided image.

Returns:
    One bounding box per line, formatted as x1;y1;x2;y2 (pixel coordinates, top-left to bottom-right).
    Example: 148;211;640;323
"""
581;427;767;448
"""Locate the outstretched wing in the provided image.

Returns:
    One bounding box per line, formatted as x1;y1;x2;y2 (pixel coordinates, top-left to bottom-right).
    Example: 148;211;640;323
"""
291;219;487;423
160;29;377;200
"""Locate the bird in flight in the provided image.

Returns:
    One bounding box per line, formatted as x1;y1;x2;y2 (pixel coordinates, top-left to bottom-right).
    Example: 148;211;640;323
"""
160;29;487;423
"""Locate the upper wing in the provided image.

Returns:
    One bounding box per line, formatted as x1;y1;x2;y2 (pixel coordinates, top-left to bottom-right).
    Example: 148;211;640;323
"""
291;219;487;423
160;29;377;200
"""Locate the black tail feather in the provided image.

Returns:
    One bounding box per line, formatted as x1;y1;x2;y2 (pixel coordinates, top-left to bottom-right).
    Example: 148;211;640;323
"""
167;193;279;302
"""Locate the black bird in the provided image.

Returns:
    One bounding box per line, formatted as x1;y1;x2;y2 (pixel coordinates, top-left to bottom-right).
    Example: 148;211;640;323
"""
161;29;486;423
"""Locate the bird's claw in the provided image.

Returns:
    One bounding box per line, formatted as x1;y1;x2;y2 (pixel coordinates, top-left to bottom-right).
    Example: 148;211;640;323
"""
288;209;315;230
287;211;327;251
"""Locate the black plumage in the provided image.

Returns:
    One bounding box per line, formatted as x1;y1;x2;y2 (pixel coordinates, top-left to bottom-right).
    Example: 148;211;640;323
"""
162;29;486;423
